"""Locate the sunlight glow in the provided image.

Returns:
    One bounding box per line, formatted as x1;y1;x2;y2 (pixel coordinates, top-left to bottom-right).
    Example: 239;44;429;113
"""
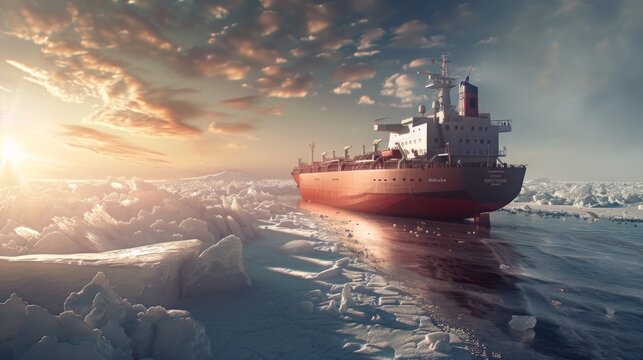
1;137;25;163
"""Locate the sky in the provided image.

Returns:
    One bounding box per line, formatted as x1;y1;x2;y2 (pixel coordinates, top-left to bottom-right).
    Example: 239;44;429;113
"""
0;0;641;181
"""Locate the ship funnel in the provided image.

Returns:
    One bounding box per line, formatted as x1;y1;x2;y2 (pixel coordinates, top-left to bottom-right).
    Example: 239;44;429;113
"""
343;145;352;159
332;150;336;159
459;78;478;117
321;152;327;163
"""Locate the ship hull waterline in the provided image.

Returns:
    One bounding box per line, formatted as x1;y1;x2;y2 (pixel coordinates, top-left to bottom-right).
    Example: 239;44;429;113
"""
292;166;526;220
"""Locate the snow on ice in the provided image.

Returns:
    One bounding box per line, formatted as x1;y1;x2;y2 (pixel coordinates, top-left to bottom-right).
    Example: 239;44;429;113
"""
0;237;250;313
0;272;212;360
507;180;643;221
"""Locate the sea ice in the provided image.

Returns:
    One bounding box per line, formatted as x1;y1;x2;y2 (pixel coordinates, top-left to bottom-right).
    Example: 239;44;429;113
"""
509;315;537;331
421;331;451;353
281;240;315;254
1;272;212;360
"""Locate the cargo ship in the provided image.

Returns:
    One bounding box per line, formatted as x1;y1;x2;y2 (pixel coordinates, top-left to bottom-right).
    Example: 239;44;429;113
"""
291;53;526;220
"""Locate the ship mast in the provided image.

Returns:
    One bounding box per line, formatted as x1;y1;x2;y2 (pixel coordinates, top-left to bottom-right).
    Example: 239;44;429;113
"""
419;52;457;120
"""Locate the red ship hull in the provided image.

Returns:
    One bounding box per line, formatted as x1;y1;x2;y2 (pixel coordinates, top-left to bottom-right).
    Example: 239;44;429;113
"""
292;166;525;220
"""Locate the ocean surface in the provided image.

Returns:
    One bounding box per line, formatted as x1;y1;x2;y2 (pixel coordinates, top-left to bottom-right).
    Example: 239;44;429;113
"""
299;202;643;360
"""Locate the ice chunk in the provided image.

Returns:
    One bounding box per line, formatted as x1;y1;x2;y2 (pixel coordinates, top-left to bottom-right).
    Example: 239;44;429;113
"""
313;266;341;280
179;218;215;243
322;299;339;314
138;306;212;360
339;284;352;313
182;235;252;297
422;331;451;353
0;239;249;312
3;272;213;360
30;231;82;254
281;240;315;254
334;257;351;268
509;315;537;331
0;293;27;342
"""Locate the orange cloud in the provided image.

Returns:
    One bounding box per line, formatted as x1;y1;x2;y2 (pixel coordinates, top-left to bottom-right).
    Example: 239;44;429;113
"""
57;124;169;165
221;95;262;109
208;121;256;135
331;63;375;83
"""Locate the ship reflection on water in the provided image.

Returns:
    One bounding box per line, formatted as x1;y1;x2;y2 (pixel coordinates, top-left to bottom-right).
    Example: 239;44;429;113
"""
298;199;541;358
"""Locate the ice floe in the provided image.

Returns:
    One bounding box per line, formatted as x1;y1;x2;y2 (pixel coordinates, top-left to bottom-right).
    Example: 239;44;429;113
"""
1;272;212;360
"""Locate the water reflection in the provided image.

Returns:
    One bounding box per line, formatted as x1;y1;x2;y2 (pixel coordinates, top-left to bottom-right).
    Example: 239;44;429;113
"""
298;200;544;358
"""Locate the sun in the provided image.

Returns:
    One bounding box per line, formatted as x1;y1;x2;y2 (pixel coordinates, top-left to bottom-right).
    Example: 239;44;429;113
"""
1;137;25;163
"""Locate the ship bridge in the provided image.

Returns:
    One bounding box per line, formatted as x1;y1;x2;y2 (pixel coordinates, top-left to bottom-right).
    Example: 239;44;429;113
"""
374;53;513;166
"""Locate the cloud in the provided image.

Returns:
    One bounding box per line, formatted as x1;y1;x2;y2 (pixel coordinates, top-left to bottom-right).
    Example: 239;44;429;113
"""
353;50;380;57
381;73;427;107
207;5;229;19
8;52;203;138
57;124;169;165
357;28;385;50
256;66;313;98
390;20;446;48
221;95;262;109
307;3;335;34
331;63;375;82
257;10;280;36
476;36;499;46
332;81;362;95
254;106;284;116
208;121;256;135
403;57;435;70
357;95;375;105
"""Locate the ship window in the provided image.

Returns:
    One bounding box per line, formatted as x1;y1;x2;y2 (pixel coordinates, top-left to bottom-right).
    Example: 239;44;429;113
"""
474;139;477;143
419;178;422;182
384;179;387;181
410;179;414;181
485;127;488;131
487;139;491;144
393;178;396;181
378;179;382;181
445;125;450;130
459;138;463;143
403;178;406;181
479;126;483;131
466;138;470;143
470;98;476;108
373;179;376;181
471;126;475;131
466;150;470;154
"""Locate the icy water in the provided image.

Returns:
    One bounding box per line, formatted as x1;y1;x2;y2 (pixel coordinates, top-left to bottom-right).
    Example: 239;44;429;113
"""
299;202;643;360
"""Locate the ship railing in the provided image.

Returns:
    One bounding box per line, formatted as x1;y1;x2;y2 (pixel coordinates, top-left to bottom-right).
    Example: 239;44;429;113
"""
436;148;507;157
491;119;512;133
294;161;526;173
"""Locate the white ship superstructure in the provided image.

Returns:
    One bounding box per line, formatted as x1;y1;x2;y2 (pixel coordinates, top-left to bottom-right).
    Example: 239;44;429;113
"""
374;53;511;166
